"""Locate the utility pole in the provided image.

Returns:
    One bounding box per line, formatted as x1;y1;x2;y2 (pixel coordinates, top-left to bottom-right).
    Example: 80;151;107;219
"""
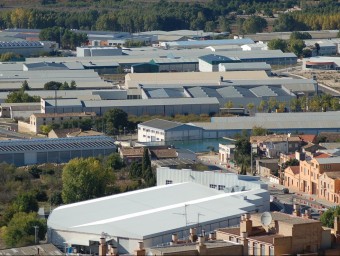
33;225;39;244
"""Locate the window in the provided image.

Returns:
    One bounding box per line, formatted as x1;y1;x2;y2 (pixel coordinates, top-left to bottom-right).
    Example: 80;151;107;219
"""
253;242;258;256
261;244;266;256
61;117;63;120
218;185;225;190
209;184;217;189
269;246;274;256
165;180;173;185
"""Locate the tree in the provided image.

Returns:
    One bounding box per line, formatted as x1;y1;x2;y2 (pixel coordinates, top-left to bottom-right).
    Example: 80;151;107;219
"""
242;16;267;34
2;212;47;247
257;100;267;112
106;153;124;171
141;148;155;186
288;39;305;57
314;43;320;56
103;109;128;135
62;157;114;204
268;39;288;52
43;81;62;90
21;80;30;91
3;193;39;223
268;97;278;112
290;31;312;40
246;102;255;115
5;91;40;103
302;48;312;58
320;206;340;228
251;126;268;136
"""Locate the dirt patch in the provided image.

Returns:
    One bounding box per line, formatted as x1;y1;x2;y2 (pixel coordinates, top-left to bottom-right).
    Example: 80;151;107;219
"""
292;70;340;91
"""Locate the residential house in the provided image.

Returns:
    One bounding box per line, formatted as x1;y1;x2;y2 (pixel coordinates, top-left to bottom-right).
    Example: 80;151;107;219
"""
119;147;144;164
219;144;235;164
18;112;96;134
318;171;340;204
256;159;279;177
284;166;300;192
250;134;301;158
216;212;333;256
150;148;177;160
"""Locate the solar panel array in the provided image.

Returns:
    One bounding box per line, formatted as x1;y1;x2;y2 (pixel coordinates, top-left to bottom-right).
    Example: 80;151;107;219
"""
0;136;115;152
0;41;42;48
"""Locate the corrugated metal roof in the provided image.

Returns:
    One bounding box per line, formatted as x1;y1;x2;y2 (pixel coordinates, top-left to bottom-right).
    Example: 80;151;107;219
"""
0;136;115;153
0;244;62;256
165;38;254;47
315;156;340;164
48;182;266;239
194;111;340;130
250;86;277;97
139;119;183;130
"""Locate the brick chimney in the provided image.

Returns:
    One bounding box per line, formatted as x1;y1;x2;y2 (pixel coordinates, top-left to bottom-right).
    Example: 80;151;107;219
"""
171;234;178;245
107;244;118;256
303;209;312;219
99;237;106;256
240;232;249;256
209;232;216;240
134;242;145;256
240;213;252;236
190;228;198;242
196;235;207;255
292;204;301;217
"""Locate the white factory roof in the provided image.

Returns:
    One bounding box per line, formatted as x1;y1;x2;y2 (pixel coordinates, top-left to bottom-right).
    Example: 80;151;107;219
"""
48;182;266;240
192;111;340;130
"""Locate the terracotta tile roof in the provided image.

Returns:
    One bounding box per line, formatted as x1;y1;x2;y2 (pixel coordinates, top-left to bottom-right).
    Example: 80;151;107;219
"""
248;234;284;245
313;152;331;159
299;134;317;143
151;148;178;159
49;128;80;138
289;166;300;175
324;171;340;179
250;135;301;143
120;147;144;157
217;227;240;236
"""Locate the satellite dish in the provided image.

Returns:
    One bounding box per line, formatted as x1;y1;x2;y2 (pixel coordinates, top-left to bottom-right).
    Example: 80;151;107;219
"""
260;212;272;227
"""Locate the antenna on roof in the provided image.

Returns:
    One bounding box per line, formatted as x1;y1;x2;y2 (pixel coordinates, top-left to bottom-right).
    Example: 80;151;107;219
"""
260;212;272;228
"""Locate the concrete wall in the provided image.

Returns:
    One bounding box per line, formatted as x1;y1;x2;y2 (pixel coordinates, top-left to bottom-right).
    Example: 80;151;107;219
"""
18;120;35;134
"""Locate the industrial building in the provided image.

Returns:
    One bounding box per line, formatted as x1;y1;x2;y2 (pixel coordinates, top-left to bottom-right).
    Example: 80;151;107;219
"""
138;119;204;142
157;168;268;193
0;136;116;166
139;78;316;108
193;111;340;137
18;112;96;134
40;97;220;116
76;46;122;57
159;38;254;49
0;69;112;91
218;62;271;74
0;40;57;56
303;56;340;70
198;54;241;72
47;181;269;255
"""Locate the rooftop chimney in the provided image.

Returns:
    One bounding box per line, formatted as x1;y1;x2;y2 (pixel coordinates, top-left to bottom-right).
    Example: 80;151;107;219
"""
196;235;207;255
190;228;198;242
134;242;145;256
240;213;252;236
209;232;216;240
99;237;106;256
293;204;301;217
171;234;178;245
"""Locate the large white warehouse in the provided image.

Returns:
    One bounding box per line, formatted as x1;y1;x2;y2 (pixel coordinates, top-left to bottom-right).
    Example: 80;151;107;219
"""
48;181;269;254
